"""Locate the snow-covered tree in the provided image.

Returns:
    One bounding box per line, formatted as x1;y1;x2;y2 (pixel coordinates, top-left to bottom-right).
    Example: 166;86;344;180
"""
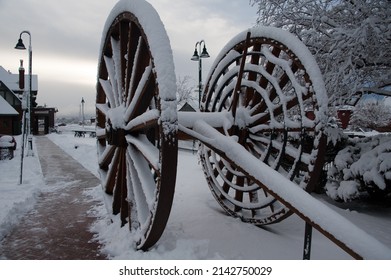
176;75;196;104
250;0;391;105
350;99;391;130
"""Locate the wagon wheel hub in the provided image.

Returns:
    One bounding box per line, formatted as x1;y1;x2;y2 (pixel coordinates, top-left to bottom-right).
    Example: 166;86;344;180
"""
230;125;249;146
106;124;127;148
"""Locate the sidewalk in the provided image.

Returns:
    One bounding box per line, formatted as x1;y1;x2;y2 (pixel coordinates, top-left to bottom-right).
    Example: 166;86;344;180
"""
0;136;106;259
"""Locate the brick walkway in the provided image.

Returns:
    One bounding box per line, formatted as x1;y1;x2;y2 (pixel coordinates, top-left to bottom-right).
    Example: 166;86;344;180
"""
0;136;106;260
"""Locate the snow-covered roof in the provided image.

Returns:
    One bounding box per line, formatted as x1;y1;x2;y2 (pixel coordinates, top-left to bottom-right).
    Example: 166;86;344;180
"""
0;95;18;116
177;99;199;112
336;105;355;110
0;66;38;92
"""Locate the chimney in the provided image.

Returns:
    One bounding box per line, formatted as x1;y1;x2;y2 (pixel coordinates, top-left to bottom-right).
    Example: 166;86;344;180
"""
19;59;25;90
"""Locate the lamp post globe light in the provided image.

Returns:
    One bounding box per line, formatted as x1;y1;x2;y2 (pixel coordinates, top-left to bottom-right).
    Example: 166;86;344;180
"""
15;31;33;135
191;40;210;108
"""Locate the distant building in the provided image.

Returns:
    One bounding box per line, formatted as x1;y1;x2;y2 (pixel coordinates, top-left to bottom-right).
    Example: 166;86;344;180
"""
177;99;198;112
0;63;56;135
33;106;57;135
0;64;38;102
0;67;24;135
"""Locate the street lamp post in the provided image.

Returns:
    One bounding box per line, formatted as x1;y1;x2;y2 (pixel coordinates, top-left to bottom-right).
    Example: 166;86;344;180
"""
15;31;33;184
81;97;85;127
191;40;210;109
15;31;33;157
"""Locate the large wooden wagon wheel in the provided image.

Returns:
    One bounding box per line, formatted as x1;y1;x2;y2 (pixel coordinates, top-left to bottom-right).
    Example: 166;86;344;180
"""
200;28;328;225
96;0;178;250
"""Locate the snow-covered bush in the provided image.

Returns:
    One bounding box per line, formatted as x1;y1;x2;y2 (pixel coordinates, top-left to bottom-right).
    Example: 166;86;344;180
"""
324;116;345;146
326;135;391;202
350;100;391;130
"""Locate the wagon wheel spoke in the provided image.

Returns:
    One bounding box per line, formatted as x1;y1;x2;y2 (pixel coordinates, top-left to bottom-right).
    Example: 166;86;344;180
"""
251;91;315;128
221;171;234;197
125;109;160;133
125;36;151;106
215;159;250;205
200;28;327;225
254;47;287;112
96;126;107;141
243;44;261;106
112;148;129;227
125;134;160;174
101;147;120;194
98;144;116;170
96;2;177;250
124;65;155;123
233;176;245;212
205;148;281;212
119;21;130;100
126;145;157;228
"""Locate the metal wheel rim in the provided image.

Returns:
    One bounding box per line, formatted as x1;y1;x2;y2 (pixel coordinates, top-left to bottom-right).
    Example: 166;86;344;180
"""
200;27;327;225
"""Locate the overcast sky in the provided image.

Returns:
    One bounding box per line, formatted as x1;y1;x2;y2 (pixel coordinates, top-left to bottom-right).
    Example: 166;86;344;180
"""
0;0;257;117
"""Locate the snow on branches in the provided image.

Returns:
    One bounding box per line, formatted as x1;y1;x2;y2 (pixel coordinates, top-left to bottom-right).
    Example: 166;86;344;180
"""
250;0;391;105
351;100;391;130
326;135;391;202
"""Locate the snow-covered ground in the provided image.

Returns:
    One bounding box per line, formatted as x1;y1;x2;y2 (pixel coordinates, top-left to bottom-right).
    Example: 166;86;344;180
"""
1;126;391;260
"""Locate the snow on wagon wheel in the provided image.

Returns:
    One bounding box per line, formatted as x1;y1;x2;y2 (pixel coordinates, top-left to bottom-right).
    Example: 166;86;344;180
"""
200;27;328;225
96;0;178;250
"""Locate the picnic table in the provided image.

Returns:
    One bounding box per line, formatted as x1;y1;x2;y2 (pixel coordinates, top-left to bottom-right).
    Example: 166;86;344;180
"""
73;129;96;138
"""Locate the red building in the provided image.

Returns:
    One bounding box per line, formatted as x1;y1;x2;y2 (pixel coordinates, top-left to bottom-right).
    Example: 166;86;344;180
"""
337;108;352;129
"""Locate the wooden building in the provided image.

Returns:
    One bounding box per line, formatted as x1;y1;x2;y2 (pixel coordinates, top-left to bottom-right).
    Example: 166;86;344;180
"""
0;95;19;135
32;107;57;135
